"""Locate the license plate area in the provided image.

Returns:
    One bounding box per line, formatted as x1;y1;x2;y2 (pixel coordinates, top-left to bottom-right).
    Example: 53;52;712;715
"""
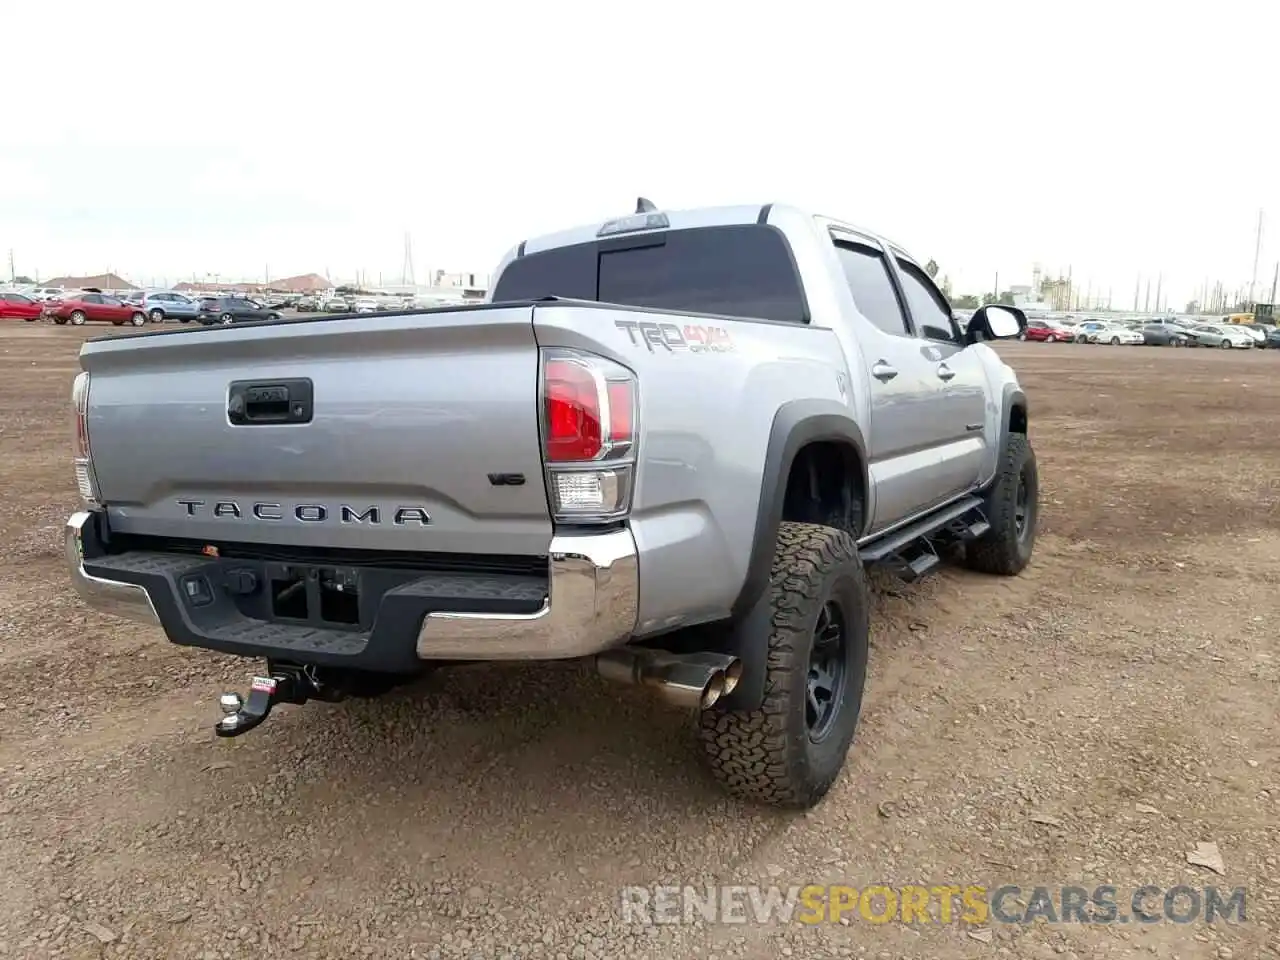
264;563;363;629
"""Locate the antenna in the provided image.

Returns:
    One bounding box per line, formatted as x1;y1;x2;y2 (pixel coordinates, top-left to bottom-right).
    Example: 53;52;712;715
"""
635;197;658;214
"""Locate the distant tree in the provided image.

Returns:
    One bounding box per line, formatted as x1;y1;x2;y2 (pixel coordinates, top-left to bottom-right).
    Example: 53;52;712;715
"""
952;294;981;309
983;291;1017;306
925;259;939;279
13;275;33;285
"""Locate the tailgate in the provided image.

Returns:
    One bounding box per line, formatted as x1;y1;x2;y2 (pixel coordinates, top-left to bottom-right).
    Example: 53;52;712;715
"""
80;307;553;556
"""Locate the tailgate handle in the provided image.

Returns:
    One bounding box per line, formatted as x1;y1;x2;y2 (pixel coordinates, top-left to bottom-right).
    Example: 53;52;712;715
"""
228;378;314;425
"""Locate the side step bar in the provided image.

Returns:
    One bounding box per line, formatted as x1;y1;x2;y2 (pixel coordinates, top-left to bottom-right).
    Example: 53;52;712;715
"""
859;495;989;581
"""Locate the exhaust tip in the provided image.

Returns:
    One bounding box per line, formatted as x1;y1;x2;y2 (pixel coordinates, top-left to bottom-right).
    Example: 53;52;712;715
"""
700;671;727;709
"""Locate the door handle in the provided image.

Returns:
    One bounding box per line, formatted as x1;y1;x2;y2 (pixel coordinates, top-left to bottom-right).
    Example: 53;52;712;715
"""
871;360;898;382
228;378;315;425
936;363;955;381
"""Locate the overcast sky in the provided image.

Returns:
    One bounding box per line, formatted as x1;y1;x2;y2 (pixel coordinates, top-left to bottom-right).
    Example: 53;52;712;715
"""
2;1;1276;305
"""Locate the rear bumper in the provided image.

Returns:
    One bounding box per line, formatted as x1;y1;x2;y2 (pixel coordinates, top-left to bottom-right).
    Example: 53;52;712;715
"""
65;510;639;669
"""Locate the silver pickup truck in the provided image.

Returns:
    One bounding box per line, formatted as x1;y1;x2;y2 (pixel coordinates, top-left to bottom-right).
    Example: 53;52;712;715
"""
66;199;1037;809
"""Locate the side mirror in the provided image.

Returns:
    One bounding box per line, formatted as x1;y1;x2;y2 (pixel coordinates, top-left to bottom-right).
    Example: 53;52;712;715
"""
965;304;1027;344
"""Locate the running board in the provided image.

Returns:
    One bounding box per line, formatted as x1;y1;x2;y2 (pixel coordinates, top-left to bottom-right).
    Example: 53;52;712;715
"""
859;495;988;580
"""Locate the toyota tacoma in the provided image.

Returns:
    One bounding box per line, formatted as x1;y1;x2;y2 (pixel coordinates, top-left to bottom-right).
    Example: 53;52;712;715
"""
65;199;1038;809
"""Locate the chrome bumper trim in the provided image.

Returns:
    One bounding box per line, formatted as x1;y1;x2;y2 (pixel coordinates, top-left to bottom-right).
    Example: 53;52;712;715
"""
65;511;161;625
415;528;639;660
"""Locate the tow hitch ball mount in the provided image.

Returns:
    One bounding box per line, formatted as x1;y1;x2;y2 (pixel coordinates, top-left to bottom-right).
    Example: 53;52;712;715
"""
216;663;344;738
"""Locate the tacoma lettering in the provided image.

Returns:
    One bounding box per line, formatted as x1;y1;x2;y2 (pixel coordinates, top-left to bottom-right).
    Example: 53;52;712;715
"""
173;499;430;525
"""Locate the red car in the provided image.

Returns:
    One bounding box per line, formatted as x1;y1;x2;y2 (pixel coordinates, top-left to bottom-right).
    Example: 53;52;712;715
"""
1020;319;1073;342
0;292;44;321
43;292;148;327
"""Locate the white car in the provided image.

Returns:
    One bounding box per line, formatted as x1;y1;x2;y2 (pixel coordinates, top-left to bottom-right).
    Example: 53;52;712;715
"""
1076;321;1143;345
1232;324;1266;344
352;297;380;314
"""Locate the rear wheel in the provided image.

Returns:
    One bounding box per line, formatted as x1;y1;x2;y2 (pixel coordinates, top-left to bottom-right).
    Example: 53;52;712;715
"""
220;313;234;325
149;308;165;323
69;311;86;326
1075;334;1088;343
963;433;1038;576
697;522;869;809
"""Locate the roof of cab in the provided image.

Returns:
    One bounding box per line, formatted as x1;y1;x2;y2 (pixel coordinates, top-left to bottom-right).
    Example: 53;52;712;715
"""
492;201;918;281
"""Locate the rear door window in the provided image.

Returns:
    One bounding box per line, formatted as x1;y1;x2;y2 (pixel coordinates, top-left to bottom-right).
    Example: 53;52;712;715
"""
491;224;808;324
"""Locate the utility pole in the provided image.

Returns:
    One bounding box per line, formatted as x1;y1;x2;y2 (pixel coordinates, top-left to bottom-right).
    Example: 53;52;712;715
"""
1249;209;1264;306
1270;261;1278;307
1144;279;1151;313
402;232;416;287
1154;274;1162;314
1133;275;1140;312
993;271;998;304
7;249;14;282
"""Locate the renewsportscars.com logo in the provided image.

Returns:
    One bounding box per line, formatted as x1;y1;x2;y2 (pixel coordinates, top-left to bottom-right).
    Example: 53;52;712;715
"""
619;884;1247;926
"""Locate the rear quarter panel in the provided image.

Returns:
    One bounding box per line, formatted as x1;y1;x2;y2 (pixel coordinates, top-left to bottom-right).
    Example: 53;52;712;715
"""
532;304;849;635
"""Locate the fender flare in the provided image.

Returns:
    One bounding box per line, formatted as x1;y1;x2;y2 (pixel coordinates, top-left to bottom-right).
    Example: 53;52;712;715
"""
730;399;870;620
999;383;1028;456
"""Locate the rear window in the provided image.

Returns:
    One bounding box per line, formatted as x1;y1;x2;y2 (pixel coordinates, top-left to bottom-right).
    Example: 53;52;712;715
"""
491;224;808;324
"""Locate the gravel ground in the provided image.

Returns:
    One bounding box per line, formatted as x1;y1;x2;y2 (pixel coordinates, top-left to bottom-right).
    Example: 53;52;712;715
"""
0;324;1276;959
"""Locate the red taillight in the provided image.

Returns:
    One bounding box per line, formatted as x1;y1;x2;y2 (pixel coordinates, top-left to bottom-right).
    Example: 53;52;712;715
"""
540;350;638;522
542;357;639;463
607;381;633;443
544;359;603;462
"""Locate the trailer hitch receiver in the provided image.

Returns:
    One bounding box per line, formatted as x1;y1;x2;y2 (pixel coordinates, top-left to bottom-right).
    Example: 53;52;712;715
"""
215;664;341;738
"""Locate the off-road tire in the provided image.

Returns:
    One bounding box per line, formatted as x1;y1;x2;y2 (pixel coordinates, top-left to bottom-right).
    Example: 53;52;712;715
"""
697;522;870;809
964;433;1038;576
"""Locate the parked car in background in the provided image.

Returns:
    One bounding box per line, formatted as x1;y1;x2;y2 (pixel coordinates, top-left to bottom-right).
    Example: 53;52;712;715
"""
293;295;319;312
30;287;68;302
324;295;351;312
0;291;45;321
1141;323;1192;347
352;297;380;314
1020;319;1073;342
1189;323;1255;349
1249;324;1280;348
1075;321;1143;345
135;291;201;323
43;292;148;326
1234;324;1266;345
195;296;283;325
1072;320;1109;342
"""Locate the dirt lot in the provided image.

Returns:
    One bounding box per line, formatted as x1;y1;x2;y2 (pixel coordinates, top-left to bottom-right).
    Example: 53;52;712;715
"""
1;324;1276;960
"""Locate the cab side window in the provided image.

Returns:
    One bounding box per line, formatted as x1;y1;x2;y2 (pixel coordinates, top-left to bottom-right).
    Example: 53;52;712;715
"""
895;258;958;343
832;241;911;337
